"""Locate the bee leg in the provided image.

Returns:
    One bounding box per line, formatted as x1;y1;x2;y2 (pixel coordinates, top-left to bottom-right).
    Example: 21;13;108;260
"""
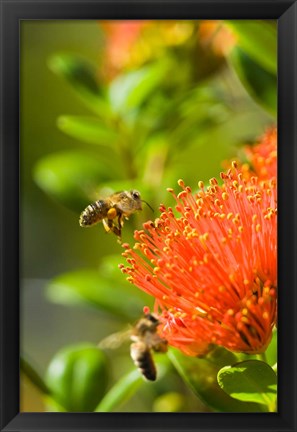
105;217;122;240
104;207;121;239
103;218;122;243
111;225;121;238
152;339;168;353
112;224;122;243
117;213;124;229
115;215;124;243
102;218;111;233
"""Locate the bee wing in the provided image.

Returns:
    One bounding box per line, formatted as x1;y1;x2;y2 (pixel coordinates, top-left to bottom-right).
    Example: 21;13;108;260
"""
89;186;114;202
98;327;132;350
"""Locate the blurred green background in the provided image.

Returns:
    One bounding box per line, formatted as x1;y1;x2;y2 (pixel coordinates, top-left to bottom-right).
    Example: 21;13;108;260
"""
20;20;276;412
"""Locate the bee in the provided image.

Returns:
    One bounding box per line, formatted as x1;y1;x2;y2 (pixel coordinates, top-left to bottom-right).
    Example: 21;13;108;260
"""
98;312;168;381
130;313;168;381
79;190;152;240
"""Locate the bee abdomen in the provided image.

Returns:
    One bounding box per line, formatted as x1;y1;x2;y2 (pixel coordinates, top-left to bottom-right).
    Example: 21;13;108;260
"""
130;342;156;381
79;200;108;227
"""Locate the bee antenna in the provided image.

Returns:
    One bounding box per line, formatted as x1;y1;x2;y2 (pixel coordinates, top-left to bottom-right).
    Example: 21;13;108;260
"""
141;200;154;213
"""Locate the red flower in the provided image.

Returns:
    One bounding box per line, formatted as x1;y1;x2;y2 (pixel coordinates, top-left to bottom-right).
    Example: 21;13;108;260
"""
100;21;196;79
99;21;148;79
198;21;236;56
244;127;277;181
121;161;277;356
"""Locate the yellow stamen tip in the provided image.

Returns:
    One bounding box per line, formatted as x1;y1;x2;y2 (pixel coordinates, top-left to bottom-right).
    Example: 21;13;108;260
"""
255;224;261;233
209;177;218;186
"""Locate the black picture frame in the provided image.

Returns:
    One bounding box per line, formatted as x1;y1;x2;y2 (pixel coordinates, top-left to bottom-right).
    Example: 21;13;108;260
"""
0;1;296;431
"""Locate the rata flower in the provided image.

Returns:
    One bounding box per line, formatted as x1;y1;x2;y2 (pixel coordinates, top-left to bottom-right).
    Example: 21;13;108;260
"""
121;162;277;356
198;21;236;56
244;127;277;181
100;21;148;79
223;127;277;183
100;20;194;79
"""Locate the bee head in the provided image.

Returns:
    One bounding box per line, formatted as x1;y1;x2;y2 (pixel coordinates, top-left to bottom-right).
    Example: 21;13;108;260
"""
130;190;141;201
130;190;154;213
146;313;159;324
134;313;160;335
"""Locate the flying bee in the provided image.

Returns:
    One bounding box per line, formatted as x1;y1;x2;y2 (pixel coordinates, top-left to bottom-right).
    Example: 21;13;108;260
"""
79;189;153;240
98;313;168;381
130;312;168;381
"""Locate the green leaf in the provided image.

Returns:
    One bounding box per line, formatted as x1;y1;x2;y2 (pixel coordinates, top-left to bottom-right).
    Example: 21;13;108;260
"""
45;344;109;412
168;348;263;412
46;269;147;320
228;47;277;116
57;116;118;147
217;360;277;408
95;356;169;412
48;54;110;117
95;369;143;412
225;20;277;74
33;151;115;212
108;61;169;114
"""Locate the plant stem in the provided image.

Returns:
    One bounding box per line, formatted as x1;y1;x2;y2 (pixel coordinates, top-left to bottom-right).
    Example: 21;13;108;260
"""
114;118;138;179
20;357;51;395
95;369;143;412
121;144;138;179
257;352;267;363
143;145;169;187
